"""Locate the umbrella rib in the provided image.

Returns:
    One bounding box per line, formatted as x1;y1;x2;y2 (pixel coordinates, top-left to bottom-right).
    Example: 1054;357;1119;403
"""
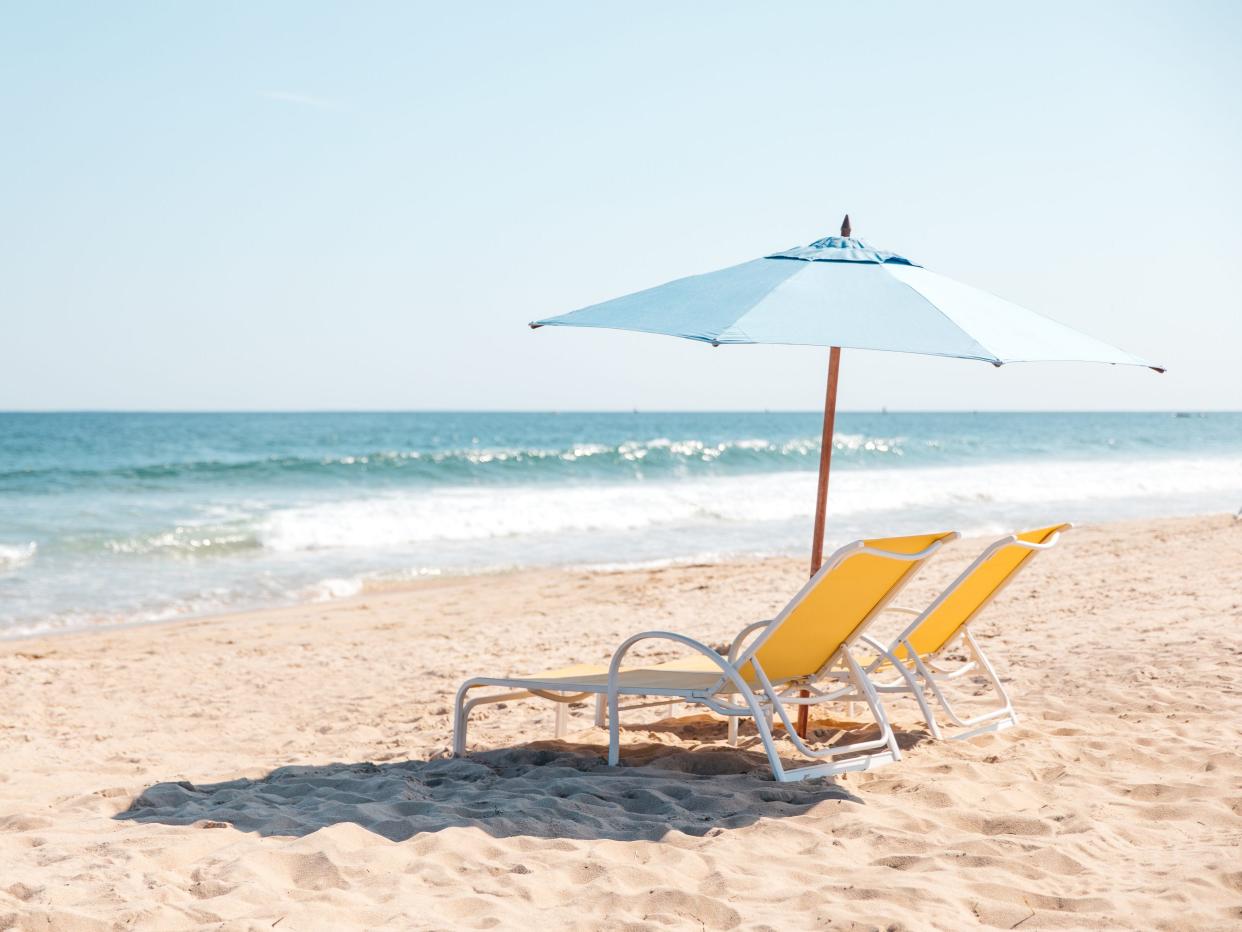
877;267;1003;365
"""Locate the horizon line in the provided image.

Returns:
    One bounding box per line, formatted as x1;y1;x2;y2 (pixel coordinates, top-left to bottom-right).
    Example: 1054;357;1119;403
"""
0;408;1232;416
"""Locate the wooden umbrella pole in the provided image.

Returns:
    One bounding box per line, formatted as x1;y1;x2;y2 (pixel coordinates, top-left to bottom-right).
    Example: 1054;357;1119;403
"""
810;346;842;575
798;345;841;738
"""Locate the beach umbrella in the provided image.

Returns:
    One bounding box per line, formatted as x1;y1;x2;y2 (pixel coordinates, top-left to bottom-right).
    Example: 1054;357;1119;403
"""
533;216;1161;568
531;217;1162;729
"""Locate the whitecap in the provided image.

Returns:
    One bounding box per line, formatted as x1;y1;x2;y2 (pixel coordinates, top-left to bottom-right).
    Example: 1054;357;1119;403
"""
0;542;36;571
305;577;364;601
253;455;1242;554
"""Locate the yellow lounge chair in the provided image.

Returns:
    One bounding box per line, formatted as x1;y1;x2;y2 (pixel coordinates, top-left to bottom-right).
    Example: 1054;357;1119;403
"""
453;531;957;783
856;524;1070;740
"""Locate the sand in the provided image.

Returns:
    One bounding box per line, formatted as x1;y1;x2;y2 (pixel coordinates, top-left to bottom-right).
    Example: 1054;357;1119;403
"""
1;513;1240;930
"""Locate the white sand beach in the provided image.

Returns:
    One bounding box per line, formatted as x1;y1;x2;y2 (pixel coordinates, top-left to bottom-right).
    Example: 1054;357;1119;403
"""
1;513;1240;930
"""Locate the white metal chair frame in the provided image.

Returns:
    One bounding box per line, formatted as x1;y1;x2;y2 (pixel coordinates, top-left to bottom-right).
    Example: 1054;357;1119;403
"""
454;535;955;783
851;528;1068;741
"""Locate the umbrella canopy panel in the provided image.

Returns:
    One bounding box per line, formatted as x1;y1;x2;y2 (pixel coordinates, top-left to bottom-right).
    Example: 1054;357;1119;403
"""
533;233;1162;372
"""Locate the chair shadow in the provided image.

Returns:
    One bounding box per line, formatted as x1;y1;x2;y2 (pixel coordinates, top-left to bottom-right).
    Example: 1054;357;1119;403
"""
115;716;921;843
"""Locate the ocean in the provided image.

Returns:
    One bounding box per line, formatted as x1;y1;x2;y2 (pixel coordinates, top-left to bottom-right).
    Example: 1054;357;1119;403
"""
1;411;1239;637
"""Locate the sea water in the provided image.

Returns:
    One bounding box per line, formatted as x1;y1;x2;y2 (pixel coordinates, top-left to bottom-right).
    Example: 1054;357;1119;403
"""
1;411;1239;636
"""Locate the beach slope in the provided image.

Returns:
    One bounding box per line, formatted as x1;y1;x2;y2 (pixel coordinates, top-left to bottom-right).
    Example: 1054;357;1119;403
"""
1;515;1240;929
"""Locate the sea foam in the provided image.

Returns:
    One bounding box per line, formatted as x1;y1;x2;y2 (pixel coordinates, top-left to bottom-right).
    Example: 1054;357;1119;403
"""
5;410;1241;637
0;542;37;570
254;456;1242;553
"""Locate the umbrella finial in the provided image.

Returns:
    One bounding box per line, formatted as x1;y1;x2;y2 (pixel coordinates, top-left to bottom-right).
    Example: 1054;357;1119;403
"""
840;214;851;238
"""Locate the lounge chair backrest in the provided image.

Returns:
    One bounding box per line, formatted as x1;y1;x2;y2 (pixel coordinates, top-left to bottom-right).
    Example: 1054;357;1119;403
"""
742;531;956;683
903;523;1069;657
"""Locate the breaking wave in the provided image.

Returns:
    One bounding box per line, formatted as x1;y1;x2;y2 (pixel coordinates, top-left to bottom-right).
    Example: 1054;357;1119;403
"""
245;455;1242;552
0;542;37;570
0;433;963;491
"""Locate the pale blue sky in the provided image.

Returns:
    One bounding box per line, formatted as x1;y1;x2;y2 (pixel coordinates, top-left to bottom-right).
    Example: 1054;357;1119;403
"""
2;1;1239;411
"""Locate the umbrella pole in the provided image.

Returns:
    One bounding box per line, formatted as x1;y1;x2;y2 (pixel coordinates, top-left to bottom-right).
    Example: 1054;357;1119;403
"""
809;346;842;577
798;345;841;738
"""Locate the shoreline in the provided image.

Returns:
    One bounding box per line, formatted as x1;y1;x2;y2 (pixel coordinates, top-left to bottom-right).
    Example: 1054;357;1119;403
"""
0;549;795;646
4;511;1237;651
5;508;1239;646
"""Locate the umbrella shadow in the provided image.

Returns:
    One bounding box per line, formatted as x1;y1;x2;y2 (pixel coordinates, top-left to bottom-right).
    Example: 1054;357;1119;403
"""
115;719;906;843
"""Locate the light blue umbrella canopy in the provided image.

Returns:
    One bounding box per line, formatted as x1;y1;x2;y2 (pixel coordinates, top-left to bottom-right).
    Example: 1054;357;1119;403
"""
533;224;1162;371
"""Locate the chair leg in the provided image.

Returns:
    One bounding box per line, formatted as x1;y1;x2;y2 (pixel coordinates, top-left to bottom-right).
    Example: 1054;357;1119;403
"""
966;631;1017;725
916;635;1017;736
607;690;622;765
554;699;568;738
452;681;475;756
594;694;606;728
896;654;944;741
733;692;788;782
844;652;901;762
452;684;552;757
751;661;898;782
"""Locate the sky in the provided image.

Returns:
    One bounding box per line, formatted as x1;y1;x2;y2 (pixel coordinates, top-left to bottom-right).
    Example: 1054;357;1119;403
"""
1;1;1239;412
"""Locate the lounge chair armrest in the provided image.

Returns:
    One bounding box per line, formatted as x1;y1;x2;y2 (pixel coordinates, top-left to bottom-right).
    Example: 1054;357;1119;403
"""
607;631;755;698
880;606;922;616
727;619;773;664
608;631;733;677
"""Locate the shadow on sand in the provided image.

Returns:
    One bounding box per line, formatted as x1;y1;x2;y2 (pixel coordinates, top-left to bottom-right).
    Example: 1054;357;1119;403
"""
117;718;926;842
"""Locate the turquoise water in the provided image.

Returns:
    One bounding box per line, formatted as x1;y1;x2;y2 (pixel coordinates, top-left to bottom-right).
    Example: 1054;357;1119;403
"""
1;411;1239;636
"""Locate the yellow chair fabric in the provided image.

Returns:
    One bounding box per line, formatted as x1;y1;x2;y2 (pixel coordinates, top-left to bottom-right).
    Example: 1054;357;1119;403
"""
901;523;1068;657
